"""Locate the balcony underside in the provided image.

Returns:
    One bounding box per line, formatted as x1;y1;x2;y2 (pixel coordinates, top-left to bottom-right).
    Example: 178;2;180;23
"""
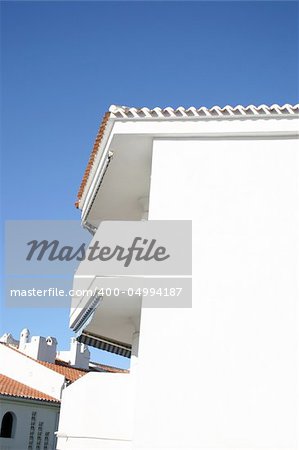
70;277;142;357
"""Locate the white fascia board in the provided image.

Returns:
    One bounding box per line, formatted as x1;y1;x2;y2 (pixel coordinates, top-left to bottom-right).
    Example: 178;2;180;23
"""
112;116;299;137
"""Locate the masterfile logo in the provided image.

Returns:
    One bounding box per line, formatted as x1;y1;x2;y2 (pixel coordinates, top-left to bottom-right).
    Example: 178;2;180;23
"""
26;236;170;267
5;220;192;308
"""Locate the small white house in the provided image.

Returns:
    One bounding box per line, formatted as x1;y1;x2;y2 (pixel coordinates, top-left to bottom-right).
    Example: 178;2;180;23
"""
0;329;127;450
0;329;88;450
0;330;88;401
0;374;60;450
57;103;299;449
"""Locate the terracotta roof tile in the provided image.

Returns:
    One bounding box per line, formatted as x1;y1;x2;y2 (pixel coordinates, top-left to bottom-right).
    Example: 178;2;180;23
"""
75;111;110;208
37;359;87;382
108;103;299;118
0;343;86;382
0;374;59;403
1;343;126;380
89;361;129;373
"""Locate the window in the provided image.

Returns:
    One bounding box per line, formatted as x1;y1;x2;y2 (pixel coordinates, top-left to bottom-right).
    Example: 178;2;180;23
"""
28;411;36;450
43;432;50;450
35;421;43;450
0;412;15;438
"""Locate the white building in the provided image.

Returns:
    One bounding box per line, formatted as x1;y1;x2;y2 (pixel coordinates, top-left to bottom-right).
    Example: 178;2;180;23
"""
0;374;60;450
0;329;125;449
57;103;299;449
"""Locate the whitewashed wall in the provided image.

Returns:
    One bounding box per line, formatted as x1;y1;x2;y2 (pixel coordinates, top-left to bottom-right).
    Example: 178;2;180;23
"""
0;345;65;400
134;137;299;449
0;397;59;450
56;372;133;449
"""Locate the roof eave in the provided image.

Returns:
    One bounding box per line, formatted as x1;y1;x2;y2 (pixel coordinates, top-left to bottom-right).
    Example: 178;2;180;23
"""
75;103;299;215
75;111;112;210
0;393;60;404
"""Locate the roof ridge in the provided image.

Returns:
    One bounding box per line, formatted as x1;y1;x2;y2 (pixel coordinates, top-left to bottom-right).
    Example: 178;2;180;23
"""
109;103;299;118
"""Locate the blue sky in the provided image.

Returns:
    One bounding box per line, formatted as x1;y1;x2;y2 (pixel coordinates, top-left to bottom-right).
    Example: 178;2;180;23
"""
1;1;298;368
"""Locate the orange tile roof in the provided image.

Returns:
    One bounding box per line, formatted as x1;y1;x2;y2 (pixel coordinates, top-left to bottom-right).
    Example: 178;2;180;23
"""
37;358;128;379
75;111;110;208
37;359;87;382
0;374;59;403
0;343;86;383
89;361;129;373
1;343;126;380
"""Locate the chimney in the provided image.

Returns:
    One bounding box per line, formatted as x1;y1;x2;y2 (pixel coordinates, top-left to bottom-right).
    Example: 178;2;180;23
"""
69;338;90;370
19;328;30;351
18;329;57;364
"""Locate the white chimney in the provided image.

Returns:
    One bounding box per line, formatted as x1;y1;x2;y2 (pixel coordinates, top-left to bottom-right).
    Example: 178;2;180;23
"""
19;331;57;364
57;338;90;370
19;328;30;351
69;338;90;370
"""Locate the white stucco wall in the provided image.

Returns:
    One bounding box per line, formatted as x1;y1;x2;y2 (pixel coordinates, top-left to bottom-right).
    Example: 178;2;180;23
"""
133;136;299;449
56;372;133;449
0;396;59;450
65;114;299;449
0;344;65;400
